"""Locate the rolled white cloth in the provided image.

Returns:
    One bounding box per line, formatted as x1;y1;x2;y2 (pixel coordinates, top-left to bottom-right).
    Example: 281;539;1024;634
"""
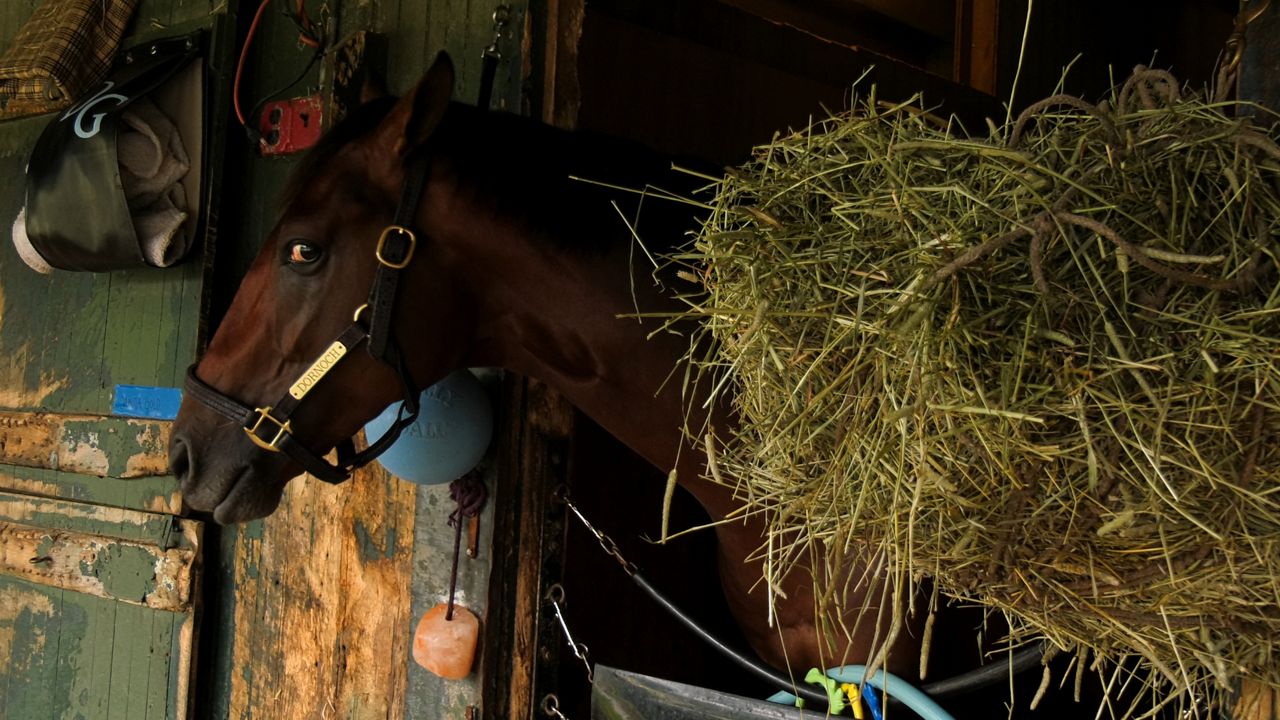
118;97;189;268
11;207;52;274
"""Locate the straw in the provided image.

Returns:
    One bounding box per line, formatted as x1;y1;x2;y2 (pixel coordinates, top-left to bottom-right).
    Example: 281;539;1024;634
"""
665;66;1280;716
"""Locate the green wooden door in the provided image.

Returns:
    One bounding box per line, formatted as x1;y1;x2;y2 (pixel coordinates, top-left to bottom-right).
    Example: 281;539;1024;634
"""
0;1;232;717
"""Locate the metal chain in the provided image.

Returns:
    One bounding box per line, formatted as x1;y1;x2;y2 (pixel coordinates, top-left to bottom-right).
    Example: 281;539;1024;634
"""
555;488;638;576
546;583;594;683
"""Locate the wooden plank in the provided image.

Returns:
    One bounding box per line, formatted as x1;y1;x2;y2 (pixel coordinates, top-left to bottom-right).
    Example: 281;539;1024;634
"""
148;613;176;720
227;464;416;719
0;497;199;720
0;519;198;612
84;591;119;719
0;491;178;545
172;611;196;720
134;0;218;31
577;0;1001;165
0;411;171;478
0;464;182;515
109;603;149;720
0;577;62;720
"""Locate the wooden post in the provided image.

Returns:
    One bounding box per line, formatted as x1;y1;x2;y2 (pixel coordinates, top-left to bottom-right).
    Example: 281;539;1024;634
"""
954;0;999;95
480;377;575;719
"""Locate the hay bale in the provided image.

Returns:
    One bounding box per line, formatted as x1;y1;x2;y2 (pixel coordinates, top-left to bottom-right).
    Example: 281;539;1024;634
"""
672;68;1280;712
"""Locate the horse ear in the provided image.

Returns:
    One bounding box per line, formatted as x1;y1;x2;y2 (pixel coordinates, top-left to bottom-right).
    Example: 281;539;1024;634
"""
377;52;455;159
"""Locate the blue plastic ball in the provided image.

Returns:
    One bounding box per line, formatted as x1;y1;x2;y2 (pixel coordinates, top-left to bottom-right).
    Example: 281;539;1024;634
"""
364;369;494;484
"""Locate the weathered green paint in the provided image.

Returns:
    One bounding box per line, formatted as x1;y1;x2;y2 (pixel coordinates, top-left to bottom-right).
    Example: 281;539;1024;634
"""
0;5;213;425
60;416;170;477
0;5;223;720
82;543;160;603
0;575;186;720
0;412;171;478
0;463;181;514
0;491;177;546
354;518;400;562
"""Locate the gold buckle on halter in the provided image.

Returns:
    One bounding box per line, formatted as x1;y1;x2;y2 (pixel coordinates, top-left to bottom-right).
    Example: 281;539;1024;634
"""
245;407;292;452
375;226;416;269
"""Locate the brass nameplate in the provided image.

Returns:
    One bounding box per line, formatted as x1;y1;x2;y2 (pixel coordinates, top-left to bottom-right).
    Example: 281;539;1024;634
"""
288;341;349;400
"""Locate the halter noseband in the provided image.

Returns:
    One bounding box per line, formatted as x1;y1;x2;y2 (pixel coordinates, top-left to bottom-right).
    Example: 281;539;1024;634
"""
182;155;432;484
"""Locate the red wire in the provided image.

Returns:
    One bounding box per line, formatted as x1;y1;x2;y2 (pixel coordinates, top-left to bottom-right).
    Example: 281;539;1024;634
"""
233;0;274;128
294;0;320;48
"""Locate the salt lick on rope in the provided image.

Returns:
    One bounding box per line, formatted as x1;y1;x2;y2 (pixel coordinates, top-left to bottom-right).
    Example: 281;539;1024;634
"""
666;66;1280;713
365;370;493;679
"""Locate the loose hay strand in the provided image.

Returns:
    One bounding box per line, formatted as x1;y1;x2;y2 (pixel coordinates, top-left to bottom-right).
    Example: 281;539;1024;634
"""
670;66;1280;716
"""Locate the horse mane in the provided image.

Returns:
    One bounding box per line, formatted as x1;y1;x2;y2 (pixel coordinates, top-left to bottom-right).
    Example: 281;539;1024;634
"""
440;105;710;256
281;97;709;257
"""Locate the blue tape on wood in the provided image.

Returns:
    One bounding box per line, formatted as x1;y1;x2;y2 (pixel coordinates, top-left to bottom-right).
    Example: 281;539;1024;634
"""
112;385;183;420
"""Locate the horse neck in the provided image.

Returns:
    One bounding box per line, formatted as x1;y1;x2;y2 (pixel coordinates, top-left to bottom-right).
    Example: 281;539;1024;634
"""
428;109;742;522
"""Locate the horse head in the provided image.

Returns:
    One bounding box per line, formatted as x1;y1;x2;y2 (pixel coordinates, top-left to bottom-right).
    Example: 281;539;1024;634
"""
171;54;475;523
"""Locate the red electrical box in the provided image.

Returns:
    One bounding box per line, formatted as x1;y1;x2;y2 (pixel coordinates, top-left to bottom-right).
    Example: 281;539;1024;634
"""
258;95;324;156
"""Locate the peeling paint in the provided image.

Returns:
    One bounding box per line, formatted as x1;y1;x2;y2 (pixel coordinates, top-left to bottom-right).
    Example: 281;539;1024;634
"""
0;467;182;515
0;492;176;546
0;413;172;478
125;421;172;476
86;544;157;603
1;521;193;612
0;284;72;408
58;427;110;477
0;584;55;670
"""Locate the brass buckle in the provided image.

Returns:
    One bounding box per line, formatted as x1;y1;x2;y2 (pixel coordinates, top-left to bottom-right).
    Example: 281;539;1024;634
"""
375;226;416;269
245;407;292;452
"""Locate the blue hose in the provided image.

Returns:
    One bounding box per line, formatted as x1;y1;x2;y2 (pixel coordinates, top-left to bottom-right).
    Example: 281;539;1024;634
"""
768;665;958;720
861;682;884;720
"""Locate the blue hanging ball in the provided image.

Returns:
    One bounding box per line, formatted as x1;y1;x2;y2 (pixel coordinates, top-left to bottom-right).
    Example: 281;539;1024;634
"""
364;370;494;484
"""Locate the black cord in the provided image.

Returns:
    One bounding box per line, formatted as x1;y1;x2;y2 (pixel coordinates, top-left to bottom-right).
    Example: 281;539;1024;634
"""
243;46;324;147
629;571;1046;711
630;573;835;708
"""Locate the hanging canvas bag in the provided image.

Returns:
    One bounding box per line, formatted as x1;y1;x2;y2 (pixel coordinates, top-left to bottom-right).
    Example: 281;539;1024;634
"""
0;0;139;120
16;32;204;272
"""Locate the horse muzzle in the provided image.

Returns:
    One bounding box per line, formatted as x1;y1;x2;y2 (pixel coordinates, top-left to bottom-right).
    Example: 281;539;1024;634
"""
170;418;294;524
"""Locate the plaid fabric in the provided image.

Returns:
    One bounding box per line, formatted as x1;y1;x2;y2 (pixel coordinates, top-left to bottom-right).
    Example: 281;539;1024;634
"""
0;0;139;121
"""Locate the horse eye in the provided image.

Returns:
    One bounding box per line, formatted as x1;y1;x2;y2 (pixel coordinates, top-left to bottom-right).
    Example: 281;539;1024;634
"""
286;240;323;265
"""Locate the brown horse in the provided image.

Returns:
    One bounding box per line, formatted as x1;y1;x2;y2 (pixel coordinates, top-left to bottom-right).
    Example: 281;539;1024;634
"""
172;53;997;697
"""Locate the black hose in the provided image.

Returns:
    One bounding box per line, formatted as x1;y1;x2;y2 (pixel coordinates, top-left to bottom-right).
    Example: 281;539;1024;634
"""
631;573;835;707
629;571;1046;710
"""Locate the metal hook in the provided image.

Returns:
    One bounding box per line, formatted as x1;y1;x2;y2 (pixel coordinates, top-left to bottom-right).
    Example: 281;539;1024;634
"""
1224;0;1272;75
484;4;513;60
546;583;594;683
541;694;569;719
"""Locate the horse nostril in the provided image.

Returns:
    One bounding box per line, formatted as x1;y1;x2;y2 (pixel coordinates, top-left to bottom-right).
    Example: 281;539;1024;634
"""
170;436;192;485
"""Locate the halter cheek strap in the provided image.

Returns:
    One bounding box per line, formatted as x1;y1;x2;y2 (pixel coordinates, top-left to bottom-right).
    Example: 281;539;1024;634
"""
182;155;430;484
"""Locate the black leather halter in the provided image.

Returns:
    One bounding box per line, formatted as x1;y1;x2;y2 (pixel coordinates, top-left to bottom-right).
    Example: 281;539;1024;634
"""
182;155;431;484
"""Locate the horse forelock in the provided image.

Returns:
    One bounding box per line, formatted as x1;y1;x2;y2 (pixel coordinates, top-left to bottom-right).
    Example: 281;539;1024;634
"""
279;96;399;213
